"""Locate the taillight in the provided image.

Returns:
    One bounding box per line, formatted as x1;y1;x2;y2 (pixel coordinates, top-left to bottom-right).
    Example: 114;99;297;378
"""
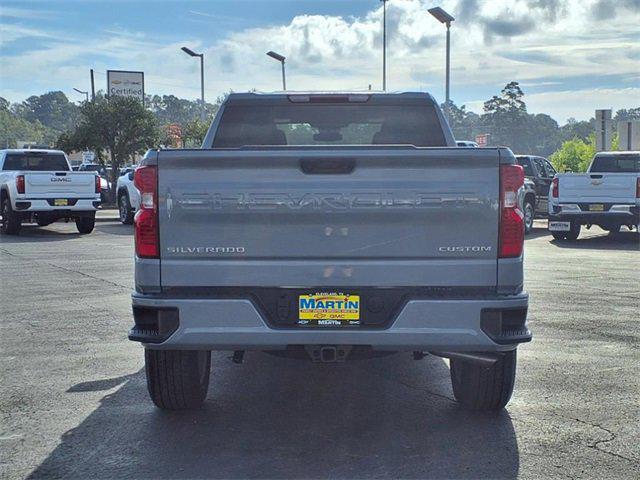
95;175;101;194
499;164;525;258
16;175;25;194
636;178;639;198
552;177;559;198
134;166;159;258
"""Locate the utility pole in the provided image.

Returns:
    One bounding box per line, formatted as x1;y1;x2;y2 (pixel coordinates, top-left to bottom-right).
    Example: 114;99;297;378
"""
90;69;95;101
428;7;455;119
266;51;287;90
181;47;206;121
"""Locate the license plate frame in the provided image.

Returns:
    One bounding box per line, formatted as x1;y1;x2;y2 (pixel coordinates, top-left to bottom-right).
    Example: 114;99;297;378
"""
588;204;605;212
298;293;360;326
54;199;68;206
549;221;571;231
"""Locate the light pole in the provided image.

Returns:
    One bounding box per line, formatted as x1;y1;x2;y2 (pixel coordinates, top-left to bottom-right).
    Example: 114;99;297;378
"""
381;0;388;91
181;46;205;121
266;51;286;90
428;7;455;118
73;88;89;102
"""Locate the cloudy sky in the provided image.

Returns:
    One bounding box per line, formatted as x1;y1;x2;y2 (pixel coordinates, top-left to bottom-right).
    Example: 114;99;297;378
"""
1;0;638;122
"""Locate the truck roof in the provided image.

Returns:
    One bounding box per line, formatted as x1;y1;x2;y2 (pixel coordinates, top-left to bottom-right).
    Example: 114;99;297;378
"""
224;91;439;106
0;149;66;155
595;151;639;155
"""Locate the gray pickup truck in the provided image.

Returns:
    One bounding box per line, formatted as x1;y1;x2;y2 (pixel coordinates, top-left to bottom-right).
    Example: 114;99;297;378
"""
129;92;530;412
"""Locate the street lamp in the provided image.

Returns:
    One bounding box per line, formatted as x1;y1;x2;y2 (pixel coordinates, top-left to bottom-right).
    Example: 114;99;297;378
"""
428;6;455;118
266;51;286;90
381;0;389;91
181;46;205;121
73;88;88;102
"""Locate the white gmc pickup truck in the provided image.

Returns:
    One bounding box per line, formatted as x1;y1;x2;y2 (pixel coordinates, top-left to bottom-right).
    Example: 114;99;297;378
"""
549;151;639;240
0;149;101;235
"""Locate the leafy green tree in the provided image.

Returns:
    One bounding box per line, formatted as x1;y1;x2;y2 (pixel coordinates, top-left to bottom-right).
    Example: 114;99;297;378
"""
183;119;209;147
549;135;596;173
57;96;159;185
13;91;79;135
0;98;49;148
560;118;593;143
481;82;530;152
614;108;640;122
443;101;481;141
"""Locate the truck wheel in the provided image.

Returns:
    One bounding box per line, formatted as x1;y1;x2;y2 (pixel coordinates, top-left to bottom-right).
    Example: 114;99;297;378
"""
118;192;134;225
75;213;95;234
523;200;534;234
145;349;211;410
605;224;621;235
1;200;21;235
449;350;517;411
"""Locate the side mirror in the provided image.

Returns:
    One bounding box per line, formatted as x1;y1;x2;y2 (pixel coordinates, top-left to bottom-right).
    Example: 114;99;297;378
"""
128;172;134;181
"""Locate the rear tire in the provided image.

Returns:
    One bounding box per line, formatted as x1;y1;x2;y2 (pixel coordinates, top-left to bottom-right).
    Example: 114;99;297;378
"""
145;349;211;410
118;192;134;225
75;213;95;234
450;350;517;411
1;200;21;235
605;224;621;235
523;200;534;234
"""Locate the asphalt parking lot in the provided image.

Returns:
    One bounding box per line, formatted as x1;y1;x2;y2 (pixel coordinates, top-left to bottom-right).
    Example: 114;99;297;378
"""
1;220;639;479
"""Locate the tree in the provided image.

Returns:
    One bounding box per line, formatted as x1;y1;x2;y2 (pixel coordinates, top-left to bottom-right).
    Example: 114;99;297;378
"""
0;97;49;148
560;118;593;143
481;82;530;152
13;91;79;134
183;119;209;147
443;101;481;141
57;96;159;186
549;135;596;173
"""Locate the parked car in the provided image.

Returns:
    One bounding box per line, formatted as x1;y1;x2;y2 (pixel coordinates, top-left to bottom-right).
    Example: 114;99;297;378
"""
548;151;639;240
0;149;100;235
116;167;139;224
456;140;479;147
521;177;537;233
128;92;530;412
515;155;557;219
78;163;111;202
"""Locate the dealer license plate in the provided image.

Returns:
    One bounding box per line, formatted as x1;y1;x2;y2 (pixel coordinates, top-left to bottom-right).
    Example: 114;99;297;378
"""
54;199;68;206
588;204;604;211
298;293;360;326
549;221;570;231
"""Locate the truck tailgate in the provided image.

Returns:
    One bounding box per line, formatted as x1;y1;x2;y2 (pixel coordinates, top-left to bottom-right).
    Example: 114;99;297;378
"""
558;173;638;203
24;172;97;197
157;148;500;288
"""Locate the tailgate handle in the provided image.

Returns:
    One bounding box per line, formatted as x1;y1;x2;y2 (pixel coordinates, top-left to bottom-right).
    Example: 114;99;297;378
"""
300;159;355;174
589;174;603;179
55;172;68;176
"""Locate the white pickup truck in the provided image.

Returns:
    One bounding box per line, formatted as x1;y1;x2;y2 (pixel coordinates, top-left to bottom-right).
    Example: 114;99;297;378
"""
548;151;639;240
0;149;101;235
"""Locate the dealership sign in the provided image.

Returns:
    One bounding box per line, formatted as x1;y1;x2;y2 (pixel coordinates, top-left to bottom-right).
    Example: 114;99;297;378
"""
107;70;144;102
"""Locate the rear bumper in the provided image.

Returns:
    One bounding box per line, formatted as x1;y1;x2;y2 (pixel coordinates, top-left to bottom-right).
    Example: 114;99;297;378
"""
13;198;100;212
130;290;530;352
549;204;639;226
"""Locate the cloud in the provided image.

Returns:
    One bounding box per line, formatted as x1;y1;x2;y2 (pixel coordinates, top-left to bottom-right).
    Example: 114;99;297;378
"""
0;0;638;122
591;0;640;20
481;15;536;40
